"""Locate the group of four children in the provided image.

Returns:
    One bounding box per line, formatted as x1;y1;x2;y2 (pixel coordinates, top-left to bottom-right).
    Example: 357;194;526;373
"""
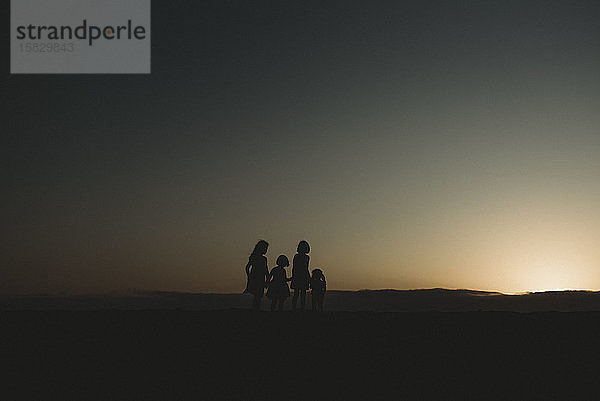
244;240;326;312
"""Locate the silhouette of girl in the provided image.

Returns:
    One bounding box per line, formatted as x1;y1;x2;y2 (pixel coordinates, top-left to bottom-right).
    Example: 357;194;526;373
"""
291;240;310;310
244;240;269;310
266;255;291;311
310;268;327;312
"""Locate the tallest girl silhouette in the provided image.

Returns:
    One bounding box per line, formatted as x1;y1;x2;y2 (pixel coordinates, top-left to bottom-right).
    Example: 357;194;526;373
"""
244;240;269;310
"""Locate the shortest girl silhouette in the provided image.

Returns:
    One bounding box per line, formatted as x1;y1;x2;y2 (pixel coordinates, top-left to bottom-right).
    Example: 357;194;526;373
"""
310;269;327;312
266;255;292;312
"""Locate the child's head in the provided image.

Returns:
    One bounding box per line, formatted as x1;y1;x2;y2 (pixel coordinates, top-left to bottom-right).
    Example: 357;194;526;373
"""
252;240;269;256
297;240;310;254
276;255;290;267
312;268;323;278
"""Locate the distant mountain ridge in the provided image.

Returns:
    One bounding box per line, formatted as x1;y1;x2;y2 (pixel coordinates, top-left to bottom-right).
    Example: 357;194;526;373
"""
3;288;600;312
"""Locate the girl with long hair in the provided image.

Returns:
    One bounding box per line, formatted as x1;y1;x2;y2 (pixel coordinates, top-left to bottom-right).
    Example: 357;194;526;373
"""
243;240;269;310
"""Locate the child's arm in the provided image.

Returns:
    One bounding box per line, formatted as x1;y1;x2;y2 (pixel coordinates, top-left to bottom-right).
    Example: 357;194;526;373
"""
245;260;252;277
266;269;274;286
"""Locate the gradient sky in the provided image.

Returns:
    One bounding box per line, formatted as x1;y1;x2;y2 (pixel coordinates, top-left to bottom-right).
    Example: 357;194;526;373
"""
3;0;600;295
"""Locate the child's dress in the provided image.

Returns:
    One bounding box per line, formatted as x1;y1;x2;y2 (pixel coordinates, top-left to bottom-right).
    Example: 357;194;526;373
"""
310;273;327;293
244;254;268;296
291;253;310;290
310;270;327;311
266;266;290;300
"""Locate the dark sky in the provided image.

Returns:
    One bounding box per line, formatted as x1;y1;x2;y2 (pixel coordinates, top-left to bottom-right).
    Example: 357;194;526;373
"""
3;0;600;295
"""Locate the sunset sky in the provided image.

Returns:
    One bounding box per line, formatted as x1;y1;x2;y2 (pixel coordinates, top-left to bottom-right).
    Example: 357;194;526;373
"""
3;0;600;295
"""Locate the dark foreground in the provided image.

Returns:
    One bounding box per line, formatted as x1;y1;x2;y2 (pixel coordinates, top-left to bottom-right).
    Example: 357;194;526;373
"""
3;310;599;400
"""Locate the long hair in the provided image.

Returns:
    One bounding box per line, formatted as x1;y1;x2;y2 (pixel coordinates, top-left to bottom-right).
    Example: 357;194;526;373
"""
252;240;269;256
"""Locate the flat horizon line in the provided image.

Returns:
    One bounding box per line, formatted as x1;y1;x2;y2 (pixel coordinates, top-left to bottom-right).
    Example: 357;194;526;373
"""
3;287;600;298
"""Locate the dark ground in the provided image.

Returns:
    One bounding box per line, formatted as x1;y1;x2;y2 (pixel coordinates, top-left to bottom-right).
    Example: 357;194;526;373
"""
3;309;600;400
6;288;600;312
